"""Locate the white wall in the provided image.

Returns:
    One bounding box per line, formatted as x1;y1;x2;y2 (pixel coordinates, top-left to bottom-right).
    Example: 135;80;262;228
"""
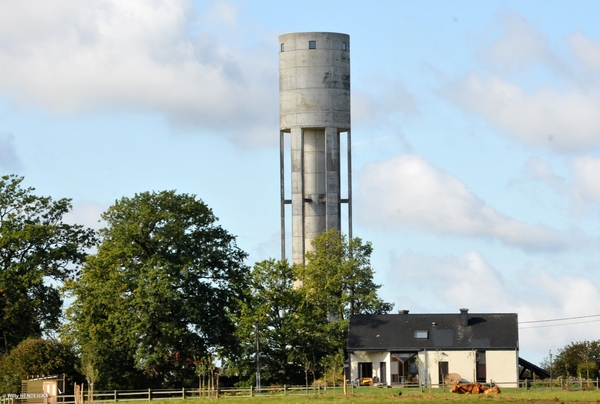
419;350;477;386
351;349;518;387
486;350;519;388
349;352;390;383
419;350;518;387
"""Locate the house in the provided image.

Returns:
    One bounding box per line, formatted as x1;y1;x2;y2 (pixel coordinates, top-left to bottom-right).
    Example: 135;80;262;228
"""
20;374;65;404
347;309;519;388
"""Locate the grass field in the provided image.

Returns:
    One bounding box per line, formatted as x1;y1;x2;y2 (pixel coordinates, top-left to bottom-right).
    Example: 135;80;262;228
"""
147;387;600;404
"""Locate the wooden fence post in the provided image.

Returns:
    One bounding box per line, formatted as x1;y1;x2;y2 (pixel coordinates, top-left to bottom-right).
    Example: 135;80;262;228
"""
147;388;151;401
216;373;221;399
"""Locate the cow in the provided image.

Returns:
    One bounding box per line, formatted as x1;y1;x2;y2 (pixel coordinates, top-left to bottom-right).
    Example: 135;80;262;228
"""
484;385;501;394
450;383;500;394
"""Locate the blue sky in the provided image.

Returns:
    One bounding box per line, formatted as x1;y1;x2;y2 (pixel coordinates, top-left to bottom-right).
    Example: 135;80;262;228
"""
2;0;600;365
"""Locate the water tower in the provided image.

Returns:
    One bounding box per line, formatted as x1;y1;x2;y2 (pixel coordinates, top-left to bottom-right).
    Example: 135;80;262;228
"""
279;32;352;264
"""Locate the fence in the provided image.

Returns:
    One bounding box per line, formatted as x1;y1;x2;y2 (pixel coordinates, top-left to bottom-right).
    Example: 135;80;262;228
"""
394;378;600;392
4;379;598;404
518;378;600;391
0;385;350;404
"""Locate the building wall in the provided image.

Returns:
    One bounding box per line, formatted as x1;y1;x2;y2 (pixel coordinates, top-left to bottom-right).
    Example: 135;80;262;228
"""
351;350;518;387
350;351;391;384
486;350;519;388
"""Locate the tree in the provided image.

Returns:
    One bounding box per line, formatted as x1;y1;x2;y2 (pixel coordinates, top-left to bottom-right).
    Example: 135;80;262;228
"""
63;190;249;389
233;231;393;387
298;229;394;321
232;259;331;386
0;175;96;355
552;340;600;379
0;338;81;394
298;230;393;384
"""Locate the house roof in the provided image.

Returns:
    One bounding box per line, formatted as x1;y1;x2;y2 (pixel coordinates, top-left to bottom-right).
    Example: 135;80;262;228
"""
347;311;518;351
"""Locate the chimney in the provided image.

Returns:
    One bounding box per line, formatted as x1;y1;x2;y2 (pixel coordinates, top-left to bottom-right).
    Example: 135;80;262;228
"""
398;310;410;315
460;308;469;326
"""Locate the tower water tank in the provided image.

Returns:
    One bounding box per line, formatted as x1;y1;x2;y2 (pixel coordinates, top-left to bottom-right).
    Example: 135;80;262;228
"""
279;32;352;264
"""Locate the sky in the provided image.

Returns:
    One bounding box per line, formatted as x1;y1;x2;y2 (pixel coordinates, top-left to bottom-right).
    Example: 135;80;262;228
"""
1;0;600;366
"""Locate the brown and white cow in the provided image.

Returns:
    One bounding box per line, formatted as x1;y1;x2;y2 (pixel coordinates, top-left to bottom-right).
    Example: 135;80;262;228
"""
451;383;501;394
484;385;501;394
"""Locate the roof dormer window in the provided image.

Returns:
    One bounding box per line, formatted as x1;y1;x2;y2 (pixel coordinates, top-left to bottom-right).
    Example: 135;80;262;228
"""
414;330;428;339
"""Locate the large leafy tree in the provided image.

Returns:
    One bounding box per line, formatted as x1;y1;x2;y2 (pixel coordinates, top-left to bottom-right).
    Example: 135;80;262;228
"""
233;259;331;386
234;230;393;386
297;230;393;384
63;191;249;389
0;175;96;355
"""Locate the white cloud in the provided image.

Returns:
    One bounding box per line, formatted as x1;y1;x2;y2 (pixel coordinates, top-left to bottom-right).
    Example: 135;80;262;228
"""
0;0;277;147
485;12;561;72
353;76;418;126
0;133;22;171
445;75;600;152
523;157;565;189
445;15;600;153
357;154;564;252
570;156;600;207
567;33;600;72
200;0;239;27
386;250;600;364
390;250;511;308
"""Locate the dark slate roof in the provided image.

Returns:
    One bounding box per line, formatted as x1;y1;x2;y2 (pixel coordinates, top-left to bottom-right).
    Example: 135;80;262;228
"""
518;357;551;379
347;312;518;351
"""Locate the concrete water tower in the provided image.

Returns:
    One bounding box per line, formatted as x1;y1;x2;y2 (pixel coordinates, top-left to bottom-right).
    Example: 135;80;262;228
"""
279;32;352;264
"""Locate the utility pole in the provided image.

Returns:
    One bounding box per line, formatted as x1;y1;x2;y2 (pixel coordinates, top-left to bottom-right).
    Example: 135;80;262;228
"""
549;350;553;391
256;321;261;392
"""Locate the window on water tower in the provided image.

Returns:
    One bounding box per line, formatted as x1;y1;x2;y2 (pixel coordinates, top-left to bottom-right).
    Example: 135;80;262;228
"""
342;42;347;51
309;40;316;49
281;43;284;52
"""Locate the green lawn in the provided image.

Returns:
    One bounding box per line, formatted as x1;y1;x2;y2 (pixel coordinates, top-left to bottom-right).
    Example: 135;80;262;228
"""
145;387;600;404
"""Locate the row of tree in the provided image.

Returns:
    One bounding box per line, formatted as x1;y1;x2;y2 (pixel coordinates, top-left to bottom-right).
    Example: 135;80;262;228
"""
541;341;600;380
0;174;392;392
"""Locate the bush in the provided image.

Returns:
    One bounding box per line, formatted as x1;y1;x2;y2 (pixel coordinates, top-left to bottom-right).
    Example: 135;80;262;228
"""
0;338;80;394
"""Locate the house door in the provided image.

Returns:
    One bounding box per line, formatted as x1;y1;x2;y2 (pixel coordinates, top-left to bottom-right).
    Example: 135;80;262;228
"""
476;351;486;382
43;381;57;403
380;362;387;384
438;361;448;386
358;362;373;378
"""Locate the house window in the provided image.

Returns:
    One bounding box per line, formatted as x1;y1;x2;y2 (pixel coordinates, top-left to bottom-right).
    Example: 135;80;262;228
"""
342;42;347;51
281;43;284;52
358;362;373;379
414;330;428;339
309;40;316;49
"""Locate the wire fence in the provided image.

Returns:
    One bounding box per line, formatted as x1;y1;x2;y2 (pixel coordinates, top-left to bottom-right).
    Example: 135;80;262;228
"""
518;378;600;391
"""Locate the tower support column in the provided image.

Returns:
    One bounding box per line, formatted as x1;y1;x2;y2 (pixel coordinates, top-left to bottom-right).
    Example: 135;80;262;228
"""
291;126;305;265
325;126;341;232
